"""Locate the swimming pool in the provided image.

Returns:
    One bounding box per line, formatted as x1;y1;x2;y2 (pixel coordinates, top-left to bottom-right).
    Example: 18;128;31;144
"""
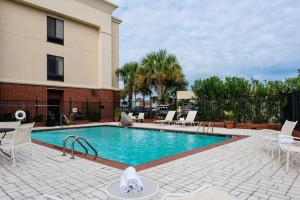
32;126;233;166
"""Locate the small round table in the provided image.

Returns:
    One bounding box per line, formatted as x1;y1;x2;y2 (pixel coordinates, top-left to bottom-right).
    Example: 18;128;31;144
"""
106;177;159;200
0;128;15;157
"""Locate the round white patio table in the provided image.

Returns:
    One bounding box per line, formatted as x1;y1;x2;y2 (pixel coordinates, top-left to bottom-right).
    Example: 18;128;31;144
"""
106;177;159;200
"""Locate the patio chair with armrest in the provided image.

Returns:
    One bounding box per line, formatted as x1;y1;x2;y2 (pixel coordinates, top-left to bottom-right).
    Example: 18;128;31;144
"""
278;136;300;172
259;120;297;155
260;120;297;142
0;123;34;166
0;121;21;139
162;184;237;200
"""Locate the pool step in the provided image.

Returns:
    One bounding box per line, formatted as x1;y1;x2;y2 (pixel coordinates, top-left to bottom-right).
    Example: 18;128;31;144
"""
62;135;98;160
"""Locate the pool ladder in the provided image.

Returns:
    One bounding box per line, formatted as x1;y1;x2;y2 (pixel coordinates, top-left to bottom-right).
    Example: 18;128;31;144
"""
62;135;98;159
197;122;214;134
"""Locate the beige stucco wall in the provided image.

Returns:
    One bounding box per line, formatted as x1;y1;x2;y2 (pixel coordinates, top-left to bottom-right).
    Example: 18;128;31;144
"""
0;0;120;90
111;19;120;88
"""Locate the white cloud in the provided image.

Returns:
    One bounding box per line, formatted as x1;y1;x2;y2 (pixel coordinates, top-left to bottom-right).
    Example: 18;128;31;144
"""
113;0;300;86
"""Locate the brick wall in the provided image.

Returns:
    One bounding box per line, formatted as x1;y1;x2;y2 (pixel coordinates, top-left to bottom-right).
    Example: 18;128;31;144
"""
0;82;120;122
0;82;119;101
0;82;47;101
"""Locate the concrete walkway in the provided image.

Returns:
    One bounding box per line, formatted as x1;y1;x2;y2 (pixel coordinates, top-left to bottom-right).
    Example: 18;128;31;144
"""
0;123;299;200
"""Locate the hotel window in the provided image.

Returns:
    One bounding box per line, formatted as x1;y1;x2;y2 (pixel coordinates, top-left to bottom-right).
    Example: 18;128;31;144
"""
47;16;64;45
47;55;64;82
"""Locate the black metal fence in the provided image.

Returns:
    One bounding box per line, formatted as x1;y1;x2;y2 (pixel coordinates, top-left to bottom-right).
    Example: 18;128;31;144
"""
192;95;287;124
0;100;119;123
284;91;300;130
1;93;299;128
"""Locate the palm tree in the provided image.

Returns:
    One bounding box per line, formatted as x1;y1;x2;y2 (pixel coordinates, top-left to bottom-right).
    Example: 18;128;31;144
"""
116;62;139;111
136;66;153;109
141;49;187;104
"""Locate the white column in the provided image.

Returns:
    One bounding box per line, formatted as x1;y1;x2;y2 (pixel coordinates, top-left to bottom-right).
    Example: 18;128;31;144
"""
98;31;112;89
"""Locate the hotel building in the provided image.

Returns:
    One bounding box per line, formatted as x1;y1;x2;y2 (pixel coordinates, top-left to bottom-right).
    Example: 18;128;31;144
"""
0;0;121;122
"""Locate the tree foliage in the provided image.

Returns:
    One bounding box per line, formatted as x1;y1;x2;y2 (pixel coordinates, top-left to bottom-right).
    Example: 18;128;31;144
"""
116;62;139;110
141;49;187;103
117;49;187;105
192;76;224;98
192;75;297;123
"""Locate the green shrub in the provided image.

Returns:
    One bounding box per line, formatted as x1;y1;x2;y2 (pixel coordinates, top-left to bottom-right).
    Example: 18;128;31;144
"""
224;111;235;121
114;107;121;121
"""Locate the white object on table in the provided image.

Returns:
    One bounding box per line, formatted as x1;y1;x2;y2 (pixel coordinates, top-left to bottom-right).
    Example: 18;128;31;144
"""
122;167;143;193
106;177;159;200
120;175;130;193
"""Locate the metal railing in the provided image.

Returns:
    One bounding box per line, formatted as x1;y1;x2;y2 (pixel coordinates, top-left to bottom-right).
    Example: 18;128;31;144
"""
62;135;98;159
0;99;120;123
197;122;214;133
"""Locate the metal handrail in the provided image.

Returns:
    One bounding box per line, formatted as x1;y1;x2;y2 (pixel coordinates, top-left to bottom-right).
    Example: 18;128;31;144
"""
207;122;214;133
62;135;88;156
70;137;98;159
60;114;64;128
62;135;76;156
197;122;205;133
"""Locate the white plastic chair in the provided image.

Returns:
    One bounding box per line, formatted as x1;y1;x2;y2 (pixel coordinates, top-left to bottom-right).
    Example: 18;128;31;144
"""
137;113;145;123
154;111;176;124
259;120;297;156
278;136;300;172
0;121;21;139
0;123;34;166
176;111;197;126
162;184;237;200
260;120;297;141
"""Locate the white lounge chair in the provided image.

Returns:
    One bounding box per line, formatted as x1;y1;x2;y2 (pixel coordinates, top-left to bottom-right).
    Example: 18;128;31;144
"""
0;123;34;166
259;120;297;155
137;113;145;123
162;184;237;200
175;111;197;126
278;136;300;172
154;111;176;124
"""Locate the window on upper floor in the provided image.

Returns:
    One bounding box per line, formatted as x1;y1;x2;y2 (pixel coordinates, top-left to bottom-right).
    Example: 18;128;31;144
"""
47;16;64;45
47;55;64;82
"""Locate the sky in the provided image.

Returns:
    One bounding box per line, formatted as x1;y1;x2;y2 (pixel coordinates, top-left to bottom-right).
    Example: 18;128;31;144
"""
112;0;300;87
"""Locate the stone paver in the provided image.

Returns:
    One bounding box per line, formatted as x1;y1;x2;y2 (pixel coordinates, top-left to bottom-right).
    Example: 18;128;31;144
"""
0;122;299;199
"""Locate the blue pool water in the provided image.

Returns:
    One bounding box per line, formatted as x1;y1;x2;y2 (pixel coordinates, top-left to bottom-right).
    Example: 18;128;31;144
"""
32;126;232;165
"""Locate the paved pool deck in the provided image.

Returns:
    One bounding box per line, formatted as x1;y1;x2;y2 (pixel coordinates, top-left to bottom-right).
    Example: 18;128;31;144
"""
0;122;299;200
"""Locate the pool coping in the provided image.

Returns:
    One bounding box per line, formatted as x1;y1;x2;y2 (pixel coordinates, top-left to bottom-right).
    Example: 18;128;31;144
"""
32;125;250;171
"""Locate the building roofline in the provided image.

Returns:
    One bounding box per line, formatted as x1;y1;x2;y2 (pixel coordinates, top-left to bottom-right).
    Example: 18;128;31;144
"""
112;16;122;24
103;0;118;9
75;0;118;14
